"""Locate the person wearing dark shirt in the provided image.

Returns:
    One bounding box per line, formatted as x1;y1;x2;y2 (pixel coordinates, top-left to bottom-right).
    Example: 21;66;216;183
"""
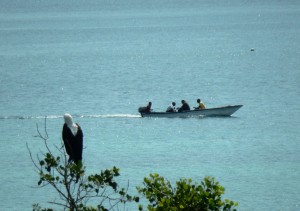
178;100;190;112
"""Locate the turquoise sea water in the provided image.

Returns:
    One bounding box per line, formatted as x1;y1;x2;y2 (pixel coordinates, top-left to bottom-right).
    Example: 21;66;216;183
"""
1;0;300;210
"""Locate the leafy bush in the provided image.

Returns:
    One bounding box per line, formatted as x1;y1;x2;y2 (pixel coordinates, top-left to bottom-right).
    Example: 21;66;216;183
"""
137;173;238;211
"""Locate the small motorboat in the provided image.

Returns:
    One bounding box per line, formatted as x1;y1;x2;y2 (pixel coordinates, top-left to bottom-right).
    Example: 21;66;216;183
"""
139;105;243;118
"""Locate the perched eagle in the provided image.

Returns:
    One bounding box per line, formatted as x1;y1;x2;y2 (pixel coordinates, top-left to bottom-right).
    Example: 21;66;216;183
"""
62;113;83;164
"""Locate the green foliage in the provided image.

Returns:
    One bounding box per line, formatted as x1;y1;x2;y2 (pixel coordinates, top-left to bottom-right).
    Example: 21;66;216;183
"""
137;173;238;211
34;150;139;210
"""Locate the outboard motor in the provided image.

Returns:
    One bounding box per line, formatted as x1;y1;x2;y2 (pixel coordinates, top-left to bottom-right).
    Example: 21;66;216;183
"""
138;102;152;113
138;106;147;113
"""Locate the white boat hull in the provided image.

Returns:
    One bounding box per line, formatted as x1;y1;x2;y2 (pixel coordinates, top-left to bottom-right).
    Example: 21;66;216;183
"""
140;105;243;118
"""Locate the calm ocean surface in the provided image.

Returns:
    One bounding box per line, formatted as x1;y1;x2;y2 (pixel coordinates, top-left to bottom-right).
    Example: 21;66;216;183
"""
1;0;300;210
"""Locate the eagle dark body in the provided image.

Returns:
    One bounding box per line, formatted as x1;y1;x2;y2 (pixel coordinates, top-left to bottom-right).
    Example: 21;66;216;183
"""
62;123;83;164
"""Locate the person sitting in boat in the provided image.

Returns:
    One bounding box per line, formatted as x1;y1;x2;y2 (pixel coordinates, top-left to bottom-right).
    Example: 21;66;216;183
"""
194;98;206;110
178;100;190;112
138;102;152;113
166;102;177;112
